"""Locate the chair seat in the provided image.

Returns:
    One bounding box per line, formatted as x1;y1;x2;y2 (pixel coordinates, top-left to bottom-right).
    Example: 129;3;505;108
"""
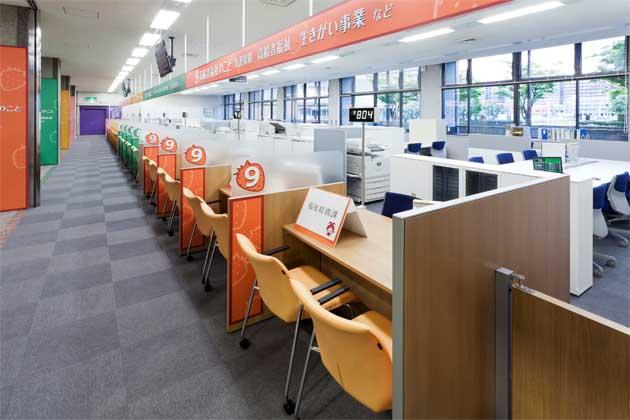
287;266;357;319
354;311;393;360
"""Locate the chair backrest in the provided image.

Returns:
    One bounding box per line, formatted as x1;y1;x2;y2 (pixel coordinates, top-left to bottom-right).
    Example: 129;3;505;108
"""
407;143;422;154
183;188;213;237
593;183;609;238
148;161;158;181
381;192;415;218
468;156;484;164
236;233;299;322
607;172;630;215
163;172;180;202
496;153;515;165
290;279;392;413
430;141;446;158
199;200;229;257
522;149;538;160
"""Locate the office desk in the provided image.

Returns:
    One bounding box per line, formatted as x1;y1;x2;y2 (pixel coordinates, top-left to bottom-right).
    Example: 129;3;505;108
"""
284;208;392;316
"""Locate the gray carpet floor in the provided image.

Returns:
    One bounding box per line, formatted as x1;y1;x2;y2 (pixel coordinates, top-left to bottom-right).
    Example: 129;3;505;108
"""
571;228;630;327
0;135;389;420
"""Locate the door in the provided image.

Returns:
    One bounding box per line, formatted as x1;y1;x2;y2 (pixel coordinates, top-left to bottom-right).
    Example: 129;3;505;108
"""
79;106;107;135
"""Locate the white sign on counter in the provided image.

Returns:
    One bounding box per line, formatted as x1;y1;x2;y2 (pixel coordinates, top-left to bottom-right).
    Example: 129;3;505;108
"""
295;188;366;247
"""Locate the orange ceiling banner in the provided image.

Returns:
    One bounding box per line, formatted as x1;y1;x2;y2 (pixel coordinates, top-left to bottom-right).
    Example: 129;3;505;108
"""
0;46;28;211
186;0;509;88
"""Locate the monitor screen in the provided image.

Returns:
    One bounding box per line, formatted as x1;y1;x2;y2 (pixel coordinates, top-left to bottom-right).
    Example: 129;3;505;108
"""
154;39;173;78
533;157;563;174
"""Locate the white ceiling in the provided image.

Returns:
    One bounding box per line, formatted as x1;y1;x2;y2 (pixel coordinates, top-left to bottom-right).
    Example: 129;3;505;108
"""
177;0;630;97
33;0;341;92
28;0;630;94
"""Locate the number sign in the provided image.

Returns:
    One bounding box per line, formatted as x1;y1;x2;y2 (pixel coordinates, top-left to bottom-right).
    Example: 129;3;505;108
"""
349;107;375;123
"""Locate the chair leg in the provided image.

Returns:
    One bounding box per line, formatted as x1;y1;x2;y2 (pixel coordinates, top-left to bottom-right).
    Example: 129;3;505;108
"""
167;200;177;236
203;240;217;292
594;252;616;268
201;236;213;281
239;278;259;349
186;224;197;261
283;305;303;415
160;198;169;220
149;181;157;206
294;330;317;419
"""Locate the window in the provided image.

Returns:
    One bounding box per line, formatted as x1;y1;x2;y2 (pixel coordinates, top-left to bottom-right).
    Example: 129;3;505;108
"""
443;89;468;134
442;36;630;141
283;81;329;123
582;37;626;74
523;44;575;78
471;54;513;83
579;77;627;140
469;86;514;135
224;94;243;119
340;67;422;127
248;89;276;120
444;59;468;85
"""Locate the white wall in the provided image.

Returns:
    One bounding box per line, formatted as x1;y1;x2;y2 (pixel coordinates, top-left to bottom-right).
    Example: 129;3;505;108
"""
123;94;223;122
328;78;340;126
77;92;124;106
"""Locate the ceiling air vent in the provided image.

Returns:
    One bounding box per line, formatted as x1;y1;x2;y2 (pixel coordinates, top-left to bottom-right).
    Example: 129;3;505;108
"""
259;0;297;7
457;38;477;44
62;6;100;19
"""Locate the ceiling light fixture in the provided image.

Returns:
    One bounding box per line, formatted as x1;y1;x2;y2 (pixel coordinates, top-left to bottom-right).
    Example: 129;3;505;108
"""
131;47;149;58
478;1;564;24
247;74;260;79
310;55;339;64
150;9;180;30
126;58;140;66
172;0;192;3
283;63;306;70
261;69;280;76
139;32;161;46
398;27;454;43
122;66;133;72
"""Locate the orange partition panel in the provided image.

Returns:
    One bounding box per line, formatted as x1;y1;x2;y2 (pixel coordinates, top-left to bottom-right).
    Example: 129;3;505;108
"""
143;146;158;195
228;196;264;326
180;167;206;253
0;46;28;211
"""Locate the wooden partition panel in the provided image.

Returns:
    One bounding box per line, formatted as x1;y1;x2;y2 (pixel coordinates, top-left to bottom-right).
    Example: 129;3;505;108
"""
399;177;570;419
512;287;630;419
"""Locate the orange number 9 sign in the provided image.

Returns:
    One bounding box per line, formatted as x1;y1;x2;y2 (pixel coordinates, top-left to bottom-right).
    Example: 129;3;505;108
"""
235;160;265;192
161;137;177;153
185;144;206;166
145;133;159;145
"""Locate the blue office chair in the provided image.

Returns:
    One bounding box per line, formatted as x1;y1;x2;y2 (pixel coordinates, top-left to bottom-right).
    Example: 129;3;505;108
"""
431;141;446;158
602;180;630;248
496;153;515;165
407;143;422;154
469;156;484;164
592;183;616;276
607;172;630;215
522;149;538;161
381;192;416;218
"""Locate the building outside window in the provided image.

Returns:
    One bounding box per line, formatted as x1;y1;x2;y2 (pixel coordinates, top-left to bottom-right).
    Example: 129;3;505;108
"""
283;81;329;123
340;67;421;129
442;36;629;141
248;89;277;120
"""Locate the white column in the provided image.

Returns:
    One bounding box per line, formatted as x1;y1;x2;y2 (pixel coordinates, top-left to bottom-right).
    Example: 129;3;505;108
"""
241;0;246;47
420;65;442;120
328;79;340;126
309;0;313;16
206;15;210;62
184;33;188;72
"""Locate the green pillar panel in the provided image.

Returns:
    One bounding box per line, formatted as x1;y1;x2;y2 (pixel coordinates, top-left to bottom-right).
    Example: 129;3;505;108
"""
40;78;59;165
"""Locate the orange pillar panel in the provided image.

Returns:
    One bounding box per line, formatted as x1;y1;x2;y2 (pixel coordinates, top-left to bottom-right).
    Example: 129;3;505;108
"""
60;90;69;150
0;46;28;211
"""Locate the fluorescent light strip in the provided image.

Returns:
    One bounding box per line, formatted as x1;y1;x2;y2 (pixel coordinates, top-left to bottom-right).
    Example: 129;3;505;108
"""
398;27;454;43
310;55;339;64
261;69;280;76
131;47;149;58
126;58;140;66
150;9;180;30
139;32;161;46
172;0;192;3
283;63;306;70
122;66;133;72
478;1;564;24
247;74;260;79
